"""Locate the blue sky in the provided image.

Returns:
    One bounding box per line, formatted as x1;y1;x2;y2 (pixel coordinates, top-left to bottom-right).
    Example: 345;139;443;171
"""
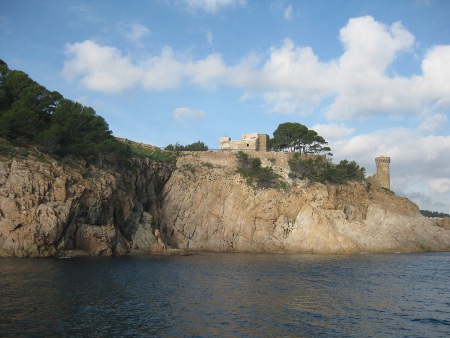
1;0;450;213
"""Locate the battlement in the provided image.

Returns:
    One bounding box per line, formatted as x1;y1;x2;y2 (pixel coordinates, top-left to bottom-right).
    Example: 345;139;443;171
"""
375;156;391;164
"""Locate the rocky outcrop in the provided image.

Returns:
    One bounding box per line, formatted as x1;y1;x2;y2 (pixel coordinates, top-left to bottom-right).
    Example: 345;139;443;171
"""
0;153;171;257
1;150;449;257
434;217;450;230
160;152;450;253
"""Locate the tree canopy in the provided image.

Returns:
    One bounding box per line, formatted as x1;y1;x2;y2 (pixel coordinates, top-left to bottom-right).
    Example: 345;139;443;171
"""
288;154;366;184
420;210;450;218
271;122;332;156
0;60;130;163
165;141;208;151
235;151;283;189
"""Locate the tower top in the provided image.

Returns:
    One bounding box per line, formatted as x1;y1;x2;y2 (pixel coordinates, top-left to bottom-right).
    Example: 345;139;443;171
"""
375;155;391;164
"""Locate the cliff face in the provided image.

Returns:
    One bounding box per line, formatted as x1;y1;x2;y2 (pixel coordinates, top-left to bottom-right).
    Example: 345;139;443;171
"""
160;152;450;254
0;154;171;257
1;151;449;257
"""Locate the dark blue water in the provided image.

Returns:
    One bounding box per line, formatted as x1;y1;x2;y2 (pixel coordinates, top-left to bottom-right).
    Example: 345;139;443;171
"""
1;253;449;337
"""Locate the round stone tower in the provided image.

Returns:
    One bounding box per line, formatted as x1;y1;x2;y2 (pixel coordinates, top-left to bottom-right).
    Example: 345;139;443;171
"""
375;155;391;190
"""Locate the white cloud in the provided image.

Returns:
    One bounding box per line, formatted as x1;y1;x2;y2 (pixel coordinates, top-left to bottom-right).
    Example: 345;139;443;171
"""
330;128;450;213
125;23;150;42
312;123;355;141
187;54;227;87
326;17;417;119
63;16;450;126
420;45;450;107
332;129;450;183
429;178;450;194
172;107;206;122
333;129;450;170
181;0;246;13
284;5;293;20
63;40;140;93
260;40;335;101
339;17;414;73
263;91;304;115
140;47;185;90
419;113;448;132
63;41;228;91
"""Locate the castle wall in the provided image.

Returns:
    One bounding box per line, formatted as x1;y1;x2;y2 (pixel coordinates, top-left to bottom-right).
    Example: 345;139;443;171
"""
227;139;259;150
257;134;269;151
219;133;268;151
181;150;325;169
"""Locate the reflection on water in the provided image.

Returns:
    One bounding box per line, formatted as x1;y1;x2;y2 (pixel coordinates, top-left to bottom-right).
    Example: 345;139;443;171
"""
1;253;450;337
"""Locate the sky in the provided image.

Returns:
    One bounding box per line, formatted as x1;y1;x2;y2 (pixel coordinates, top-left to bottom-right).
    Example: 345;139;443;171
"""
1;0;450;214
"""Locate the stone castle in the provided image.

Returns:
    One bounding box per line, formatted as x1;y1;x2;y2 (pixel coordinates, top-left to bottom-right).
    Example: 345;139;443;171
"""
219;133;391;190
219;133;269;151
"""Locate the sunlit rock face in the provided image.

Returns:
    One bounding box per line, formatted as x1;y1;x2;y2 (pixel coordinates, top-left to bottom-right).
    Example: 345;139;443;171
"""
1;151;449;257
160;152;450;254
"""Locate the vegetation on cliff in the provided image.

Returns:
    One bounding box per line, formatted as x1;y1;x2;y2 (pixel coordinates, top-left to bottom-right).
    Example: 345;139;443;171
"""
0;60;132;163
0;60;177;168
420;210;450;218
165;141;208;151
288;154;366;184
268;122;364;184
235;151;285;189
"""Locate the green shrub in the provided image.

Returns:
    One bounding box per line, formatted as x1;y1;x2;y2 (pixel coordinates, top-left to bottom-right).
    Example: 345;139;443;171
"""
201;162;214;169
420;210;450;218
180;163;196;174
288;153;365;184
166;141;208;151
235;151;284;189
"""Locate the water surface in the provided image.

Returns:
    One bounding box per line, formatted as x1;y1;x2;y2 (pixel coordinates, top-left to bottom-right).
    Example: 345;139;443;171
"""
1;253;449;337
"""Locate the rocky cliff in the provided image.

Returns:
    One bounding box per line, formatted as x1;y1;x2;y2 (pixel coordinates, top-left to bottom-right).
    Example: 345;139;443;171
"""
160;152;450;254
0;152;171;257
1;150;450;257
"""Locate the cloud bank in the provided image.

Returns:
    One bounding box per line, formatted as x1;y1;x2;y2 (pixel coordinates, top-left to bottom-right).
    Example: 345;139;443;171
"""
63;16;450;121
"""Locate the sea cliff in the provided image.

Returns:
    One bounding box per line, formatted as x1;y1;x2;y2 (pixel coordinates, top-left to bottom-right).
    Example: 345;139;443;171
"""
161;152;450;253
0;153;171;257
1;151;449;257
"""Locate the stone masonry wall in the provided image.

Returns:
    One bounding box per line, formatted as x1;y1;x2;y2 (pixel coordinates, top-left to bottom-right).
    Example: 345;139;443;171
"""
375;156;391;190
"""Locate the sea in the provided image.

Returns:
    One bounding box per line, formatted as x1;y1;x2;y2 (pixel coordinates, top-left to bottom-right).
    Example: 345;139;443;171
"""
1;252;449;337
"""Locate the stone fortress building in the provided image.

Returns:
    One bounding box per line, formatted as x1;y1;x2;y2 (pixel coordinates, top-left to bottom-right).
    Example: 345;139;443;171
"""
219;133;269;151
219;133;391;190
374;155;391;190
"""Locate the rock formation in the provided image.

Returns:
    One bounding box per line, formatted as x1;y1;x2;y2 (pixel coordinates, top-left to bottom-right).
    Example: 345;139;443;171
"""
434;217;450;230
160;152;450;253
0;153;171;257
1;150;449;257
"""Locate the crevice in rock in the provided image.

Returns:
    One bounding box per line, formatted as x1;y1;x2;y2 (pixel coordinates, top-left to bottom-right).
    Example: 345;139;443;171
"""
54;199;80;251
